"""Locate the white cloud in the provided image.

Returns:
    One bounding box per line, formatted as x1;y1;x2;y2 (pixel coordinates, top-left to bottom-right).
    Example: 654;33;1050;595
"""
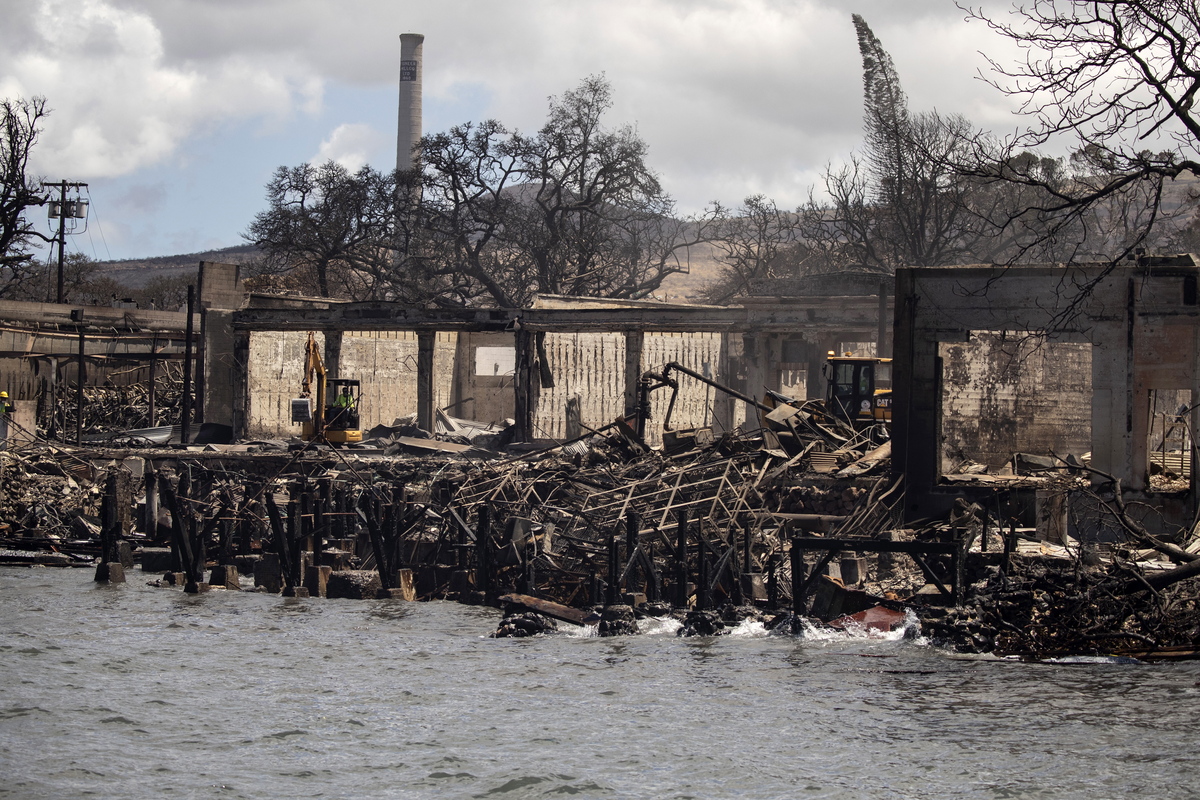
8;0;322;178
1;0;1033;256
314;123;387;171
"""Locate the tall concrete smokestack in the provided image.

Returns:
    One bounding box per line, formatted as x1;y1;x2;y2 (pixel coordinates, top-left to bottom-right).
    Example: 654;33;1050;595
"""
397;33;424;173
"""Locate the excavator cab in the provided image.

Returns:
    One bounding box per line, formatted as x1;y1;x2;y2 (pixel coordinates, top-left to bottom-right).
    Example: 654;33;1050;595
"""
825;354;892;427
324;379;362;443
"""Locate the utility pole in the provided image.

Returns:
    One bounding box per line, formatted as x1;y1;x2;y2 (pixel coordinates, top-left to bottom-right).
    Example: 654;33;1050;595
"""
45;181;88;304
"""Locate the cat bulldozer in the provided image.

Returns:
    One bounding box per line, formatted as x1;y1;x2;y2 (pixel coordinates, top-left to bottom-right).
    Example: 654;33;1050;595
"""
824;353;892;428
290;332;363;444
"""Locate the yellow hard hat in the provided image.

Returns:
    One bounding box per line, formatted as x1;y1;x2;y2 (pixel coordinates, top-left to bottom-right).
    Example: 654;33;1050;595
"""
0;391;8;398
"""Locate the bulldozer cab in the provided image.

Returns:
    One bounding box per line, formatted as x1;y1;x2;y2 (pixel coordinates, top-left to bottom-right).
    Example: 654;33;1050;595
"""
825;355;892;427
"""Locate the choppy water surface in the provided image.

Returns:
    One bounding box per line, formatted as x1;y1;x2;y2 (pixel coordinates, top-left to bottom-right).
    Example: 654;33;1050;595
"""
2;567;1199;799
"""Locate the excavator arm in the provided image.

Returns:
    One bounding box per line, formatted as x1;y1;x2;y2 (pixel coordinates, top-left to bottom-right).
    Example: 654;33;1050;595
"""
297;332;327;439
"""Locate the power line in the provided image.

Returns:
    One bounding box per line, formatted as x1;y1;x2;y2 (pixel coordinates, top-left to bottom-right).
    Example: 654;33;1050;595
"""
83;186;112;261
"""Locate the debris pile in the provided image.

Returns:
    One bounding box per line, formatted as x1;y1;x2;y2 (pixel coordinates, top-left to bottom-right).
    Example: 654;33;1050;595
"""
38;363;186;442
922;556;1200;659
2;389;1200;662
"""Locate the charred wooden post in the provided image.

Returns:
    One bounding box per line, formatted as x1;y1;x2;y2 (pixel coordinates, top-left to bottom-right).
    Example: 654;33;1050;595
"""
1004;518;1018;574
75;316;85;445
675;507;689;609
625;513;640;595
301;481;319;566
187;499;205;588
359;492;393;591
142;464;158;539
181;286;194;445
333;483;348;543
391;484;407;570
476;507;492;599
954;527;970;607
729;540;743;605
766;551;779;608
524;537;536;595
316;477;332;553
264;491;293;592
147;337;158;426
606;533;620;606
94;469;129;583
218;511;233;564
790;538;806;616
696;534;710;611
238;490;258;557
287;486;302;586
158;473;197;589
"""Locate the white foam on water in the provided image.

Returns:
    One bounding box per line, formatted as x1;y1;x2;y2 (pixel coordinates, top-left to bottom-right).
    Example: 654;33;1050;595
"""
1042;654;1144;665
793;608;926;644
560;622;599;638
637;615;683;636
726;618;769;638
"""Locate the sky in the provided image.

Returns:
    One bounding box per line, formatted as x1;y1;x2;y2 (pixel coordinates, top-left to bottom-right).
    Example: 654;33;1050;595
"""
1;0;1032;261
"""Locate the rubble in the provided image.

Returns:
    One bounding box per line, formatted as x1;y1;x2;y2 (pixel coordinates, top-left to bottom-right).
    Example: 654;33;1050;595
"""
2;386;1199;662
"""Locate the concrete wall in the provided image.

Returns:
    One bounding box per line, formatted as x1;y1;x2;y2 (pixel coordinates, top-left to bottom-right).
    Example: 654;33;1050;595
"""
642;332;727;442
453;332;518;426
940;333;1092;471
341;330;456;428
245;331;317;439
535;332;624;440
244;330;456;439
894;263;1200;523
526;331;732;444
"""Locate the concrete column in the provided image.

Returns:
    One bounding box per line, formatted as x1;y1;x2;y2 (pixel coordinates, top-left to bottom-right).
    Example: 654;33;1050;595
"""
742;332;780;414
416;331;435;432
877;281;891;358
324;331;343;381
513;330;540;442
806;340;834;402
1;400;35;450
231;330;251;440
712;332;737;432
202;310;236;429
623;331;644;416
450;330;474;420
892;279;957;519
1089;290;1135;488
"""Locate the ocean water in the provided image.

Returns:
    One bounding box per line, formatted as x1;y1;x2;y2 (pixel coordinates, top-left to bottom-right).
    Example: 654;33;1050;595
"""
2;566;1199;799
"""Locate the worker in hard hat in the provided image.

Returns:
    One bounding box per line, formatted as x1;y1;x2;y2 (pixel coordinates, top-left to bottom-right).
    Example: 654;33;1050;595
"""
0;391;11;413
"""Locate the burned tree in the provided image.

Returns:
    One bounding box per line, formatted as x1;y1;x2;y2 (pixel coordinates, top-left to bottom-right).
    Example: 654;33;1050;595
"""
0;96;49;298
799;16;1000;274
244;161;399;299
960;0;1200;263
418;75;719;307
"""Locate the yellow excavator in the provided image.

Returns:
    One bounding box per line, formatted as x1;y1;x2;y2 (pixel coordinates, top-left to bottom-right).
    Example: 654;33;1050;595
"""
291;332;363;444
824;353;892;427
